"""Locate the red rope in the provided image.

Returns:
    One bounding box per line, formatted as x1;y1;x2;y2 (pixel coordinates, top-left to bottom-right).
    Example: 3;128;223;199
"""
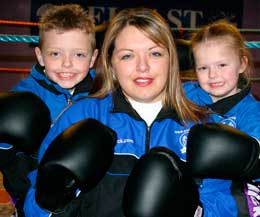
0;20;39;27
0;67;30;73
0;19;108;32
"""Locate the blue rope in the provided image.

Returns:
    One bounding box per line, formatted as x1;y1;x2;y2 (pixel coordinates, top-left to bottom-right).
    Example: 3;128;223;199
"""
0;34;39;43
1;34;260;48
244;41;260;48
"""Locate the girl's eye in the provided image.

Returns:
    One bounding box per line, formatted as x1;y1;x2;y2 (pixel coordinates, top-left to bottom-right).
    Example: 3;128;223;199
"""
75;53;86;58
216;63;227;71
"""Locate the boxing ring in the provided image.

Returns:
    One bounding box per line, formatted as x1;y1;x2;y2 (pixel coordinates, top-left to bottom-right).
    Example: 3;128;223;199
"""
0;19;260;216
0;19;260;82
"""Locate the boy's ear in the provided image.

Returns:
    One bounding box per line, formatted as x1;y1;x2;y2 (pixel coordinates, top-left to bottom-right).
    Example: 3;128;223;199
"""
35;47;45;67
90;49;99;68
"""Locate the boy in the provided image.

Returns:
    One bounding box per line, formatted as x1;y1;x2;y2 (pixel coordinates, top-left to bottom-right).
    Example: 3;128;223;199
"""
0;4;98;216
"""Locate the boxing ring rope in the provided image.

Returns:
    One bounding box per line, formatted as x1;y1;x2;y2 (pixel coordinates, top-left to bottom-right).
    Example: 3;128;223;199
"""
0;19;39;26
0;67;30;73
1;19;260;79
1;35;260;49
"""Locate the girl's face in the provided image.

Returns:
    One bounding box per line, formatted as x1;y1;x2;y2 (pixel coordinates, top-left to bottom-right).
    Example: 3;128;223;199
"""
35;29;98;90
111;25;169;103
193;39;247;102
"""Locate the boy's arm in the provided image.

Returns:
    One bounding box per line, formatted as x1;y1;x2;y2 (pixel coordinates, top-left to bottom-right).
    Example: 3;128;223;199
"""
0;91;51;211
23;98;98;216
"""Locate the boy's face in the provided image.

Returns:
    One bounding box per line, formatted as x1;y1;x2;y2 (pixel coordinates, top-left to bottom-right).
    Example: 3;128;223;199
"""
193;39;247;102
35;29;98;90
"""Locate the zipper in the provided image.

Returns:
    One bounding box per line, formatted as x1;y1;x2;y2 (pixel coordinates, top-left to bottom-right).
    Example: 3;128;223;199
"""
51;98;73;127
145;126;151;153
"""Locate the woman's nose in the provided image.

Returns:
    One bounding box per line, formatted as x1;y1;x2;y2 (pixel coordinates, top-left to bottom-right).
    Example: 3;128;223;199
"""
136;55;149;73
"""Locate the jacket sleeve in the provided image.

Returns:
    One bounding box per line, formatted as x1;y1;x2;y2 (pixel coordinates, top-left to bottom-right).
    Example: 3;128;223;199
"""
24;186;52;217
24;101;91;216
23;115;74;216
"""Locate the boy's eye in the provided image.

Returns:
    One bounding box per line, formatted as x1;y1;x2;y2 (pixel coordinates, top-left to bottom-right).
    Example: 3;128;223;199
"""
50;52;60;57
196;66;207;72
219;63;227;68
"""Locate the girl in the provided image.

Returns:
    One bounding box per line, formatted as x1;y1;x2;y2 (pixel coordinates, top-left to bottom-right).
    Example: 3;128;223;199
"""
185;20;260;217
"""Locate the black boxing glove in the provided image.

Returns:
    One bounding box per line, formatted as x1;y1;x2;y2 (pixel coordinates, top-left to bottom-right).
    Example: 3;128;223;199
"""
0;91;51;154
187;123;260;180
35;118;117;213
0;91;51;215
123;147;200;217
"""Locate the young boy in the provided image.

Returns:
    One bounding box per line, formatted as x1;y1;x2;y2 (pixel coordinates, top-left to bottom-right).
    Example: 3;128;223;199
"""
0;4;98;216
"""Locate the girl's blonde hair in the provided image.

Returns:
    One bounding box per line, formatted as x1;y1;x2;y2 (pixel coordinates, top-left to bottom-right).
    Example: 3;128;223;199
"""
191;19;253;89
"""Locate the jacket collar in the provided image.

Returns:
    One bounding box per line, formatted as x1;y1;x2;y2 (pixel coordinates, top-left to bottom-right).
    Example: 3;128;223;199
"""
32;63;93;96
207;86;250;116
111;89;182;124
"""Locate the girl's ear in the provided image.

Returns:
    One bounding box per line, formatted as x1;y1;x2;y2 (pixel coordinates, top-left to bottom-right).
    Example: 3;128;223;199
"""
35;47;45;67
239;55;248;74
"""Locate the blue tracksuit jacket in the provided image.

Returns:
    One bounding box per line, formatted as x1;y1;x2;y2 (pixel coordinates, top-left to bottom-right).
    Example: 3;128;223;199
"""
13;63;95;123
23;88;247;217
0;63;95;215
184;81;260;217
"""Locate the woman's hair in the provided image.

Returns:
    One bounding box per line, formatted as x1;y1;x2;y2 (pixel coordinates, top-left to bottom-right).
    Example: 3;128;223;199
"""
91;7;207;123
191;19;253;89
38;4;96;50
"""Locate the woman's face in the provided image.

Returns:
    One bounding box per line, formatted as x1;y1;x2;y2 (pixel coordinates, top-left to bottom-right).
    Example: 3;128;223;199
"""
111;25;169;103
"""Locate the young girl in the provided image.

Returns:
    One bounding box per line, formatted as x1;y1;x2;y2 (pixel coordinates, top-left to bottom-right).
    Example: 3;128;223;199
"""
185;20;260;217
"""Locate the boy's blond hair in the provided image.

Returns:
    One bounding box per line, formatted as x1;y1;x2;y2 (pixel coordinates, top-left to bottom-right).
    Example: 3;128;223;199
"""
38;4;96;51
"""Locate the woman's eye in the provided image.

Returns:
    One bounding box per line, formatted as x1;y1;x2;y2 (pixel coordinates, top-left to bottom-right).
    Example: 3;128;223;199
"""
120;54;131;60
151;51;162;57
